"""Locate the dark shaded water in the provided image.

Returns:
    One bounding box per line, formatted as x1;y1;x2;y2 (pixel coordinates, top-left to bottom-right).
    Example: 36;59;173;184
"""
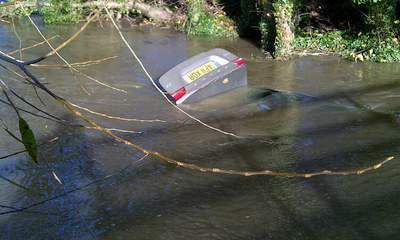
1;19;400;240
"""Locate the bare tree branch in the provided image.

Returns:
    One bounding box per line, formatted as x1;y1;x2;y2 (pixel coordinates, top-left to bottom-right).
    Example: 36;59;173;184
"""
70;102;167;123
7;35;60;56
0;174;31;191
0;137;58;160
23;12;126;93
0;153;149;216
32;56;118;69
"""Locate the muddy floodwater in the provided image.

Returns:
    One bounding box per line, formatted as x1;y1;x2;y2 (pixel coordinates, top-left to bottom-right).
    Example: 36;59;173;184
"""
1;18;400;240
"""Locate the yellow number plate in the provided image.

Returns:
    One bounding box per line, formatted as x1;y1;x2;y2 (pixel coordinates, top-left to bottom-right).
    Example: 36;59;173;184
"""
183;62;217;83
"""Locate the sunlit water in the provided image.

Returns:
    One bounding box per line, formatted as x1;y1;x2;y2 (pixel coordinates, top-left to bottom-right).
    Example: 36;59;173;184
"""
1;18;400;240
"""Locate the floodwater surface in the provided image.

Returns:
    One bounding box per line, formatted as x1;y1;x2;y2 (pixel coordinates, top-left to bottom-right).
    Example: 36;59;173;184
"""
0;18;400;240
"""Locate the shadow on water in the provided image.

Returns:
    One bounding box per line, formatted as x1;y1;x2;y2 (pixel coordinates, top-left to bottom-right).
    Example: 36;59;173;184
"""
0;114;101;239
1;95;399;240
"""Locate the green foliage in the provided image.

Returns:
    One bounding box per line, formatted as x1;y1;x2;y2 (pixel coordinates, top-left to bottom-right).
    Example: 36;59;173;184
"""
344;35;400;62
352;0;383;5
294;31;400;62
185;0;237;37
19;117;38;163
352;0;398;37
268;0;400;61
0;0;82;23
0;0;35;18
40;0;82;24
293;31;345;52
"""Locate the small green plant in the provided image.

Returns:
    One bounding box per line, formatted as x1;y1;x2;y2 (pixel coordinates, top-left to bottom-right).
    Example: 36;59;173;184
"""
294;30;400;62
293;31;345;53
0;0;35;19
185;0;237;37
40;0;82;24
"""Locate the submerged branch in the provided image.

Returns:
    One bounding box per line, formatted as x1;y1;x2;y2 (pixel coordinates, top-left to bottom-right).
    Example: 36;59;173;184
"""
0;175;31;191
0;153;149;216
24;12;126;93
32;56;118;69
0;137;59;160
70;102;167;123
7;35;60;56
63;99;397;178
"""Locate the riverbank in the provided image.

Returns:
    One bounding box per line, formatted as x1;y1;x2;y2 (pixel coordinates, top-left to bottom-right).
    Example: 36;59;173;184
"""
1;0;399;62
293;31;400;62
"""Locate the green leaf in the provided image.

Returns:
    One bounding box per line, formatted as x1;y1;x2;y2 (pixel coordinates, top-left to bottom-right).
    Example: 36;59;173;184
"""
19;117;38;164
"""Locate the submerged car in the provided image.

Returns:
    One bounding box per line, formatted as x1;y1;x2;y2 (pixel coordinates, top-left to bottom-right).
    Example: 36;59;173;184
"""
156;48;316;113
156;48;248;105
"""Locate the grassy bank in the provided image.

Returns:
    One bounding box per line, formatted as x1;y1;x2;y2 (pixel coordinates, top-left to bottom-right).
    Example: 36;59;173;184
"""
294;31;400;62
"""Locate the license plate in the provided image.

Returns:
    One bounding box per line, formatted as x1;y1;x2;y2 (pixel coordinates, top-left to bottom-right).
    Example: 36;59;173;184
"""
183;62;217;83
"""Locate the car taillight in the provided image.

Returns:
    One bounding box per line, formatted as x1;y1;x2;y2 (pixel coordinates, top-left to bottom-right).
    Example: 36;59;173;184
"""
171;87;186;101
233;57;247;66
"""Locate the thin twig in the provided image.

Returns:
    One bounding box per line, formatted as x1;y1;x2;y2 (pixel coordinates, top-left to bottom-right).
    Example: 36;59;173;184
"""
0;62;32;84
0;153;149;216
70;102;167;123
0;98;67;124
104;7;240;138
85;126;142;134
0;137;59;160
0;82;21;118
24;12;126;93
7;35;60;56
11;18;22;60
0;204;59;215
0;175;31;192
10;89;62;121
31;56;118;69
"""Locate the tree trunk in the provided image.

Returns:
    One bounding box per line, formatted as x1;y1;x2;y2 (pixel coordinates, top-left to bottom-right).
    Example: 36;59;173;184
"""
272;0;295;57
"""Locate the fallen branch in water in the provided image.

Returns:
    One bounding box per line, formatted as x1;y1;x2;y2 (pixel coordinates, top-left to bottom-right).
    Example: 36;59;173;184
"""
70;102;167;123
23;11;126;93
11;18;23;60
64;98;397;177
0;136;59;192
31;56;118;69
0;153;149;216
7;35;60;56
0;137;59;160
